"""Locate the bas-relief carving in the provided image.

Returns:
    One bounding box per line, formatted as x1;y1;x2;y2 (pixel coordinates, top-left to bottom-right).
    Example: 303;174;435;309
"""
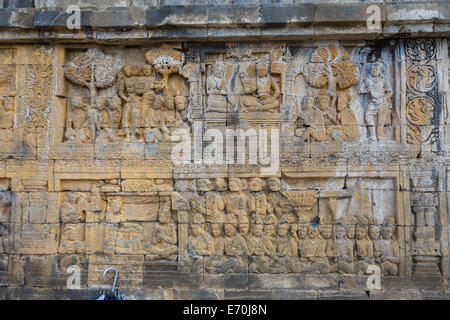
202;47;284;121
0;49;15;143
409;169;442;273
58;188;178;257
360;62;393;141
0;40;449;288
62;47;189;150
405;39;439;148
0;192;12;254
24;47;53;147
293;45;361;143
173;176;401;275
288;44;400;146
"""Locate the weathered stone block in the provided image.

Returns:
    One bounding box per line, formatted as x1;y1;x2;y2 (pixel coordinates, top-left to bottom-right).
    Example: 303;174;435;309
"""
88;255;144;288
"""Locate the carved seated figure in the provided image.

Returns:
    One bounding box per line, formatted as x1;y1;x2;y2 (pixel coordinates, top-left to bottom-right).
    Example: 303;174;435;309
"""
240;63;280;113
144;94;171;143
210;223;225;255
188;223;211;256
205;223;226;273
64;97;91;143
378;217;400;275
248;222;276;273
186;222;211;273
223;178;254;224
299;224;329;274
147;201;177;259
317;93;337;127
328;93;360;141
295;95;327;142
270;223;302;273
206;193;225;224
212;223;248;273
254;193;268;221
206;63;228;113
355;216;375;274
174;95;188;126
96;97;124;143
318;224;336;272
60;193;84;223
334;223;356;274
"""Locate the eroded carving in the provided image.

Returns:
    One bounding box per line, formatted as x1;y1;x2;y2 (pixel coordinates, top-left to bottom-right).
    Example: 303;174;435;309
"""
361;63;392;141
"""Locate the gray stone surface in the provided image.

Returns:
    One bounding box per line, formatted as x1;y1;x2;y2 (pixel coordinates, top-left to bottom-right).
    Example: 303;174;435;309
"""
0;2;445;41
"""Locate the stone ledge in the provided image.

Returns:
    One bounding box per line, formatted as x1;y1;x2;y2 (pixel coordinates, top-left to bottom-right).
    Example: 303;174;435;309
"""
0;3;445;41
22;2;450;29
2;287;449;300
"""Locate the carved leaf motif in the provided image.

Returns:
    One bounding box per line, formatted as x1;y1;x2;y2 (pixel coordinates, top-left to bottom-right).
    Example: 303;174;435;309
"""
306;46;359;91
145;48;183;66
23;48;53;143
407;65;436;93
64;48;120;89
331;62;360;90
407;97;435;126
405;39;436;61
406;126;421;144
304;64;328;89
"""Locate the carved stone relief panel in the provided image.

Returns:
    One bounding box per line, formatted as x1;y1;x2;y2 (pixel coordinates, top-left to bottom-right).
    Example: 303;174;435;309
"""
200;45;285;123
0;49;15;134
0;39;448;294
52;46;191;161
281;42;404;165
169;168;404;276
0;48;16;157
404;39;441;150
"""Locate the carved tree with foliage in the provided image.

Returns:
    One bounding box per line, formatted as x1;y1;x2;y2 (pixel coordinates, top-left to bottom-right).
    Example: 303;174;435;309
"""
304;45;360;94
64;48;120;103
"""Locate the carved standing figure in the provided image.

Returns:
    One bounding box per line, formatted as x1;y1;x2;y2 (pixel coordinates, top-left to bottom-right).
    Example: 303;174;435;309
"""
362;63;392;141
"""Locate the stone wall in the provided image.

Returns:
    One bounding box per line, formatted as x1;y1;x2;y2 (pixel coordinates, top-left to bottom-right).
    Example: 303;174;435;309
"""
0;1;449;300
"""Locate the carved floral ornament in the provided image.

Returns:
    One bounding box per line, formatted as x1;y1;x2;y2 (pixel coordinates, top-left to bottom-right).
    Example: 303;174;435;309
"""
407;64;436;94
305;45;360;91
407;96;435;126
405;39;436;61
23;47;53;145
